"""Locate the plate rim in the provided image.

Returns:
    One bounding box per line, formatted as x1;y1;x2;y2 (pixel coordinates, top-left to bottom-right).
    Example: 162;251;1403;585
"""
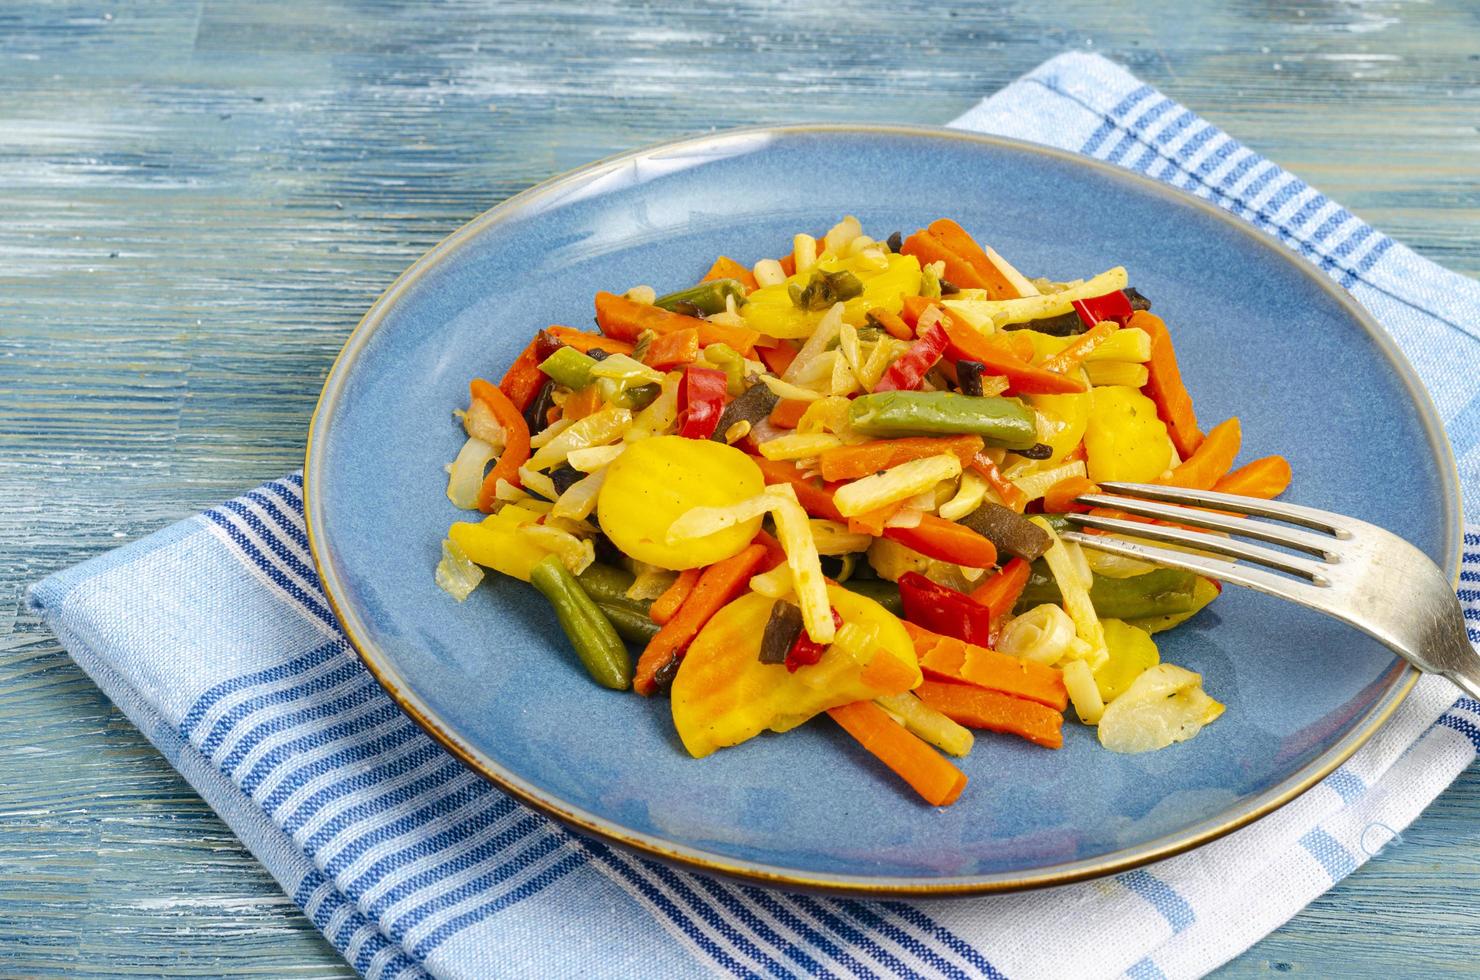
304;122;1462;896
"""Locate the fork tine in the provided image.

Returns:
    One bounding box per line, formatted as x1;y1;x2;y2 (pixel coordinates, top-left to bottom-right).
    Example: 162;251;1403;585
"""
1066;513;1331;583
1094;482;1352;537
1061;531;1328;605
1075;493;1341;559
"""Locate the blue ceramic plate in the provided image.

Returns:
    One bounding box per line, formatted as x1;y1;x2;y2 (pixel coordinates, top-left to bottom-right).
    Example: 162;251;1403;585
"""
305;125;1460;894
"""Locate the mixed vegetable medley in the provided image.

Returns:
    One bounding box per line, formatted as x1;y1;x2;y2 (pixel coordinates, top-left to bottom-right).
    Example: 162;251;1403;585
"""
436;217;1294;807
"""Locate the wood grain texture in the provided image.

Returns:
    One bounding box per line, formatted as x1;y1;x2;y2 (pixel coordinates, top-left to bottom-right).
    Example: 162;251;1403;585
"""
1;0;1476;975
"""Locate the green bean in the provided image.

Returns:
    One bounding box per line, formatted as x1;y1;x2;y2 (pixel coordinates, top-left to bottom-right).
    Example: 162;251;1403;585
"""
576;563;649;614
538;346;598;390
790;269;863;310
596;602;661;644
848;390;1037;449
836;578;904;616
607;381;660;410
1014;561;1200;620
530;555;632;690
654;278;747;315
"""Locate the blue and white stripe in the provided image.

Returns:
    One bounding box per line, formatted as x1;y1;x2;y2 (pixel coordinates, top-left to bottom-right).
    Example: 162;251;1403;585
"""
25;53;1480;979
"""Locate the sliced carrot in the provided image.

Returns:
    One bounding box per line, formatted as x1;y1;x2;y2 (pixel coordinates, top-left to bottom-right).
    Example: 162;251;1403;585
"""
767;398;810;430
643;328;699;370
1038;321;1118;375
925;219;1021;299
561;385;604;421
882;514;997;569
968;451;1028;513
900;230;991;292
967;557;1032;623
701;255;758;291
777;253;796;276
544;325;635;356
859;648;919;693
902;621;1067;710
1214;455;1292;499
939;314;1087;395
469;379;532;511
752;528;787;572
1161;417;1241;490
1042;475;1100;514
846;500;903;536
649;568;700;626
594;291;758;355
753;457;845;522
914;679;1064;750
1130;311;1204;459
868;308;914;340
633;543;768;696
498;337;546;413
899;294;933;330
757;340;799;376
827;700;968;806
818;435;983;482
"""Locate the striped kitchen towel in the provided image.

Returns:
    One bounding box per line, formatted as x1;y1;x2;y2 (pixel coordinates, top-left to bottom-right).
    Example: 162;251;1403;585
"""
27;52;1480;979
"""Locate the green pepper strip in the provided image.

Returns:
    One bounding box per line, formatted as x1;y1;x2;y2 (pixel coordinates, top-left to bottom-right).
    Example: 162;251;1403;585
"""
654;278;747;315
1014;561;1200;620
530;555;633;690
538;346;598;390
848;390;1037;449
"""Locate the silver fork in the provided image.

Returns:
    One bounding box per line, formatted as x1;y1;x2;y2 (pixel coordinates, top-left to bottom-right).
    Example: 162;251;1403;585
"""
1062;481;1480;701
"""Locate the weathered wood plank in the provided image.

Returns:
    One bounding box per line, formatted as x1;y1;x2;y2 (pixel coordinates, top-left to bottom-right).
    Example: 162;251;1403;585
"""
2;0;1476;975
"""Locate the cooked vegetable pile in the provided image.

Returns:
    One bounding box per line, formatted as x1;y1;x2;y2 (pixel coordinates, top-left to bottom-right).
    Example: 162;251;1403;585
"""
437;217;1294;806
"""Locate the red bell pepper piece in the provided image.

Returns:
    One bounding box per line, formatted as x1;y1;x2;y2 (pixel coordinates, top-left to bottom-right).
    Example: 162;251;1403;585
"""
1071;290;1134;329
897;572;994;646
872;322;948;392
786;608;844;672
675;366;728;439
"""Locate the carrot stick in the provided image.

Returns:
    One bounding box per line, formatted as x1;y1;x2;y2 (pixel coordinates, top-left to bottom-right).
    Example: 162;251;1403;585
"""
767;398;810;430
868;308;915;340
469;379;532;511
817;435;983;482
1214;455;1292;499
544;325;635;356
642;328;699;370
594;290;758;355
1042;475;1099;514
561;385;604;421
926;219;1021;299
967;557;1032;622
498;338;547;413
753;457;846;522
902;621;1067;710
859;648;919;693
883;514;997;569
633;543;768;696
1038;321;1118;375
777;253;796;277
845;500;902;536
649;568;700;626
900;230;991;293
968;451;1029;512
1130;311;1204;459
757;340;798;376
913;679;1064;749
939;314;1087;395
899;294;933;329
826;700;968;806
701;255;758;291
752;528;787;571
1160;417;1241;490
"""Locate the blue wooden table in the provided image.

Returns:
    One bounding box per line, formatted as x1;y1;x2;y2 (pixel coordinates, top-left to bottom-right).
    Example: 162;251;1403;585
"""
2;1;1477;975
